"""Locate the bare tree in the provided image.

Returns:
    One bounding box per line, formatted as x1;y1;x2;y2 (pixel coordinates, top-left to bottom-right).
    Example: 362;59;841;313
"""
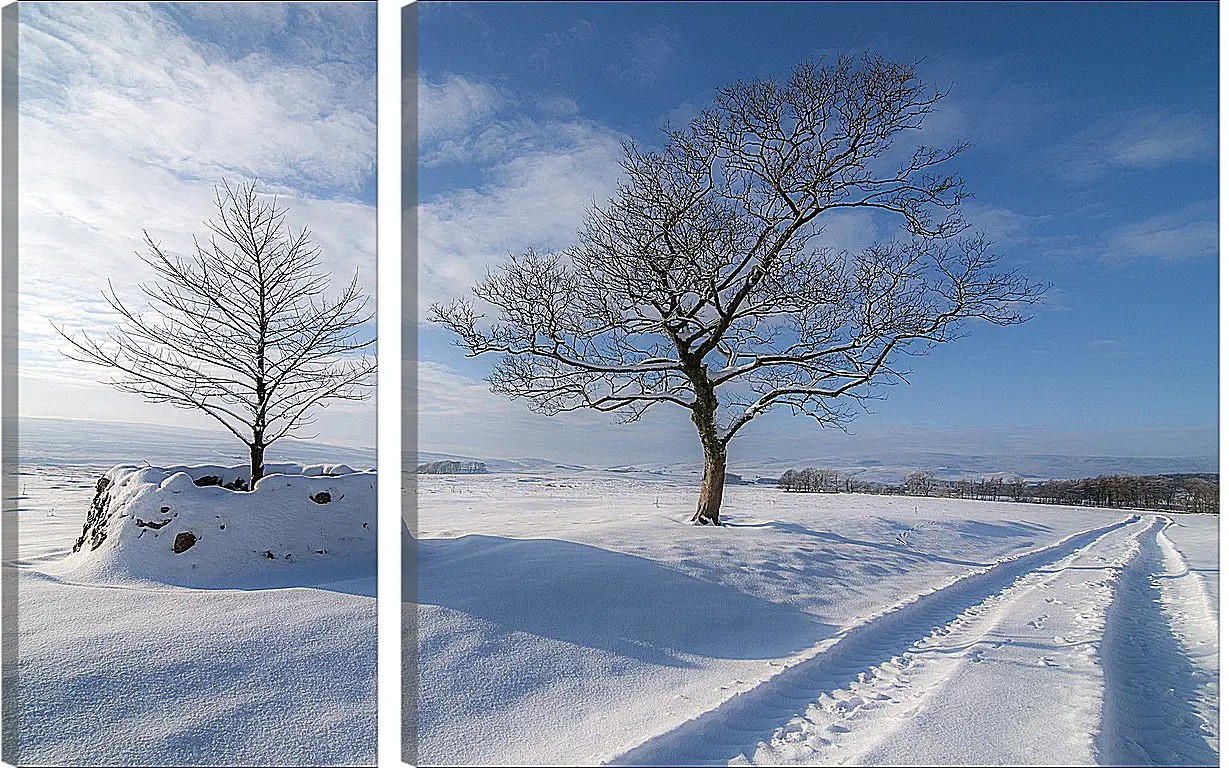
432;55;1046;525
905;471;936;498
57;181;375;487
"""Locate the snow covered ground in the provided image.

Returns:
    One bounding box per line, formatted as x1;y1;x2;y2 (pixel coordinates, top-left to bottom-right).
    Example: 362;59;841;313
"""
411;472;1218;766
13;461;377;766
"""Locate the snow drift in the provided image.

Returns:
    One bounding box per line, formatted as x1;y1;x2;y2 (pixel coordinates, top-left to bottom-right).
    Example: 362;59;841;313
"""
64;463;376;588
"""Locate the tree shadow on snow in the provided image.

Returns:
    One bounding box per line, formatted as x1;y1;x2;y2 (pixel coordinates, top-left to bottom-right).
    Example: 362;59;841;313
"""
724;517;1054;569
415;535;834;668
724;520;992;567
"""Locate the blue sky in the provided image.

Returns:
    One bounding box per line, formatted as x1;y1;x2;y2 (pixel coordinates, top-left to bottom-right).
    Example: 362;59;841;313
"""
19;2;377;450
415;1;1217;465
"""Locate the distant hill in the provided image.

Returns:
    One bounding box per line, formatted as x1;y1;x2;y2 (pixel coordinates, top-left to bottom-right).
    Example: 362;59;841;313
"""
631;453;1218;484
413;451;560;472
42;420;1198;483
414;447;1216;484
17;417;376;469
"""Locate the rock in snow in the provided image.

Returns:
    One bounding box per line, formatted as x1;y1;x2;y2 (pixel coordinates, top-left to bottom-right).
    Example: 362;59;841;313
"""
67;463;376;588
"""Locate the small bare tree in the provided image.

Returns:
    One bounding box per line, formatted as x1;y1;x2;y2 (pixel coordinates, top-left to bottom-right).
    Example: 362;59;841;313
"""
57;181;375;487
432;55;1046;524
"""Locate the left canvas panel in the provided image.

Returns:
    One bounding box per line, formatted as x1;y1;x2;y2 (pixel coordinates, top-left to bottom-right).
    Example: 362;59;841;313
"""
2;3;378;765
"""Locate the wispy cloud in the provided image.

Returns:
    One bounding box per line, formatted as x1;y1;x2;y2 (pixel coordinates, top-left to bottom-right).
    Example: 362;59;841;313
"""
414;72;906;317
543;18;596;48
416;74;628;313
418;73;509;143
612;27;678;84
19;2;376;445
22;3;375;197
418;120;625;311
1049;107;1215;183
961;199;1217;267
1103;200;1217;262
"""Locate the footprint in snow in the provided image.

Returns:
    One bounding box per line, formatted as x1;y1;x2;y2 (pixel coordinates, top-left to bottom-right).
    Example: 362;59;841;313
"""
1039;656;1060;667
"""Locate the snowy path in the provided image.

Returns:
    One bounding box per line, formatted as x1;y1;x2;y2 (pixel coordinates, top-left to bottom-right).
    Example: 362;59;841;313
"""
1095;518;1219;766
416;478;1216;765
611;514;1219;767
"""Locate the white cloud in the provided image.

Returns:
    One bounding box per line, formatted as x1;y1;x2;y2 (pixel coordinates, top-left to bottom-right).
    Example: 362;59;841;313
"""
1051;107;1215;182
543;19;596;48
958;200;1217;268
961;203;1053;241
19;124;376;373
417;74;509;143
18;3;376;446
614;27;677;84
21;3;375;196
413;76;895;317
536;94;580;118
1103;200;1217;262
416;114;627;313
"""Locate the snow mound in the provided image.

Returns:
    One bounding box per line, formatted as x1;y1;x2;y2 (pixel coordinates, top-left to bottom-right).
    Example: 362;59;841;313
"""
303;463;358;477
63;463;376;588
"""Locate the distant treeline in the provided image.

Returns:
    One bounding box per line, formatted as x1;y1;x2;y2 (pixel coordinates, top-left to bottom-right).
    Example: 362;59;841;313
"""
417;460;488;474
777;468;1218;514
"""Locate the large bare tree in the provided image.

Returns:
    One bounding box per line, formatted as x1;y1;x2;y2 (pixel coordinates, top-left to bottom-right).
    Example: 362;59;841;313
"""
58;180;375;487
432;55;1046;525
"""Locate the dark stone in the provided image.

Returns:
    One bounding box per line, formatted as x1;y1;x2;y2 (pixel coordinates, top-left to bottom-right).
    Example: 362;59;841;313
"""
309;491;332;504
135;518;171;530
223;477;248;491
72;475;113;553
193;475;221;487
264;550;275;559
171;531;197;553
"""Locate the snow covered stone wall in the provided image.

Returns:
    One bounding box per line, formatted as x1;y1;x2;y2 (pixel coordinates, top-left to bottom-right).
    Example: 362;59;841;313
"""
67;463;376;588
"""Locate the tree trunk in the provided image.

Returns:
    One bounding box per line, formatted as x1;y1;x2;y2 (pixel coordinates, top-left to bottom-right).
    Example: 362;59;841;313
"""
249;442;265;489
692;445;727;525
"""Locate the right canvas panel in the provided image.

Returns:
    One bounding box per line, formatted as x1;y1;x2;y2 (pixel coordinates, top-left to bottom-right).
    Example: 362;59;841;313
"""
409;3;1219;765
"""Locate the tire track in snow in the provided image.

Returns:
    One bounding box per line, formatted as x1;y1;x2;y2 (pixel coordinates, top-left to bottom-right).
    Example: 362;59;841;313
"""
785;512;1149;766
1154;519;1220;757
608;516;1139;767
1095;517;1219;766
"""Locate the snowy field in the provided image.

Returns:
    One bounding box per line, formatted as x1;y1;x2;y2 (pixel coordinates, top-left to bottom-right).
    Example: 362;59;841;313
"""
12;461;377;766
412;472;1219;766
